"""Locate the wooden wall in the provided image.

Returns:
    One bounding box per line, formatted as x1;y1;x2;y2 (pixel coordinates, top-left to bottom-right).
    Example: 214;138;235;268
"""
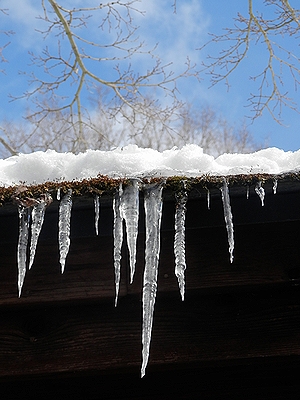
0;182;300;398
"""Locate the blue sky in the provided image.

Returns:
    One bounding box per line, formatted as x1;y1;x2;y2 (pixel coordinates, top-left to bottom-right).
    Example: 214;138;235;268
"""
1;0;300;152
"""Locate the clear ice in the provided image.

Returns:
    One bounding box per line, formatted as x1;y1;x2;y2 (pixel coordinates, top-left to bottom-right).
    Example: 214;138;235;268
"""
255;181;265;206
141;182;164;378
58;189;72;273
94;195;100;236
273;179;278;195
113;184;123;307
207;189;210;210
29;194;52;270
220;179;234;263
121;179;140;284
17;205;30;297
174;190;188;301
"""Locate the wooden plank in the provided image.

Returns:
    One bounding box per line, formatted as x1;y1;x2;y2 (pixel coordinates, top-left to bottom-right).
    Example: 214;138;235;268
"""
0;288;299;379
0;218;299;305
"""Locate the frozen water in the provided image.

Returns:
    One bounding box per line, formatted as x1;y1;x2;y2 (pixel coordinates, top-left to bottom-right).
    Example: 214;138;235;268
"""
255;181;265;206
17;206;30;297
58;189;72;273
220;179;234;263
207;189;210;210
121;179;140;283
273;179;278;195
174;190;188;301
29;194;52;269
141;181;164;378
94;195;100;236
113;184;123;307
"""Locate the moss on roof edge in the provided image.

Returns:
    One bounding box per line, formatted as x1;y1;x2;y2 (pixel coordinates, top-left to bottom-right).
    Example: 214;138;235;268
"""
1;172;300;206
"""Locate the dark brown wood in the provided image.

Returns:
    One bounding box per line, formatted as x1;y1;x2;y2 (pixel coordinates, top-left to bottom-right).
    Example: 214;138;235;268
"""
0;184;300;398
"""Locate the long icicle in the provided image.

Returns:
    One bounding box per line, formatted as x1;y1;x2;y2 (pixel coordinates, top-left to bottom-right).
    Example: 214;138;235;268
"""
174;189;188;301
17;205;30;297
141;181;164;378
255;181;265;206
113;183;123;307
94;195;100;236
121;179;140;284
220;179;234;263
58;189;72;273
29;194;53;270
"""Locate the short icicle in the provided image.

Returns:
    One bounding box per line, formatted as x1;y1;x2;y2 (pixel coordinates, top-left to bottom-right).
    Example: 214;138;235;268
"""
174;189;188;301
273;179;278;195
29;194;53;270
58;189;72;273
220;179;234;263
94;195;100;236
246;185;250;199
141;181;164;378
207;189;210;210
255;181;265;206
121;179;140;284
113;183;123;307
17;205;30;297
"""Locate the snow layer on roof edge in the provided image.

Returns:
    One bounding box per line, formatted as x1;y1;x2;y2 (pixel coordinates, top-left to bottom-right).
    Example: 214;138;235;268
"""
0;145;300;187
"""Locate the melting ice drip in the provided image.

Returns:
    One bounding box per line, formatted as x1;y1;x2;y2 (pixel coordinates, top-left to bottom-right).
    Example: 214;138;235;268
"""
141;182;164;378
17;206;30;297
220;179;234;264
113;180;140;306
121;179;140;284
174;190;188;301
255;181;265;206
94;195;100;236
17;193;53;297
58;189;72;273
113;184;123;307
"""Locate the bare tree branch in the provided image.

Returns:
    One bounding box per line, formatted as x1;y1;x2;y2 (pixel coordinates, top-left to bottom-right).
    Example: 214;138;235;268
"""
7;0;197;151
200;0;300;123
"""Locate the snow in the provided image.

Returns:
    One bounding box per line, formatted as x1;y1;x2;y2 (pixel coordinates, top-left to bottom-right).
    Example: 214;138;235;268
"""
1;145;300;186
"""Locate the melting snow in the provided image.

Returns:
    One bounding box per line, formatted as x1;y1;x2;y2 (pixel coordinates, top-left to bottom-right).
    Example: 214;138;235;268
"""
0;145;300;186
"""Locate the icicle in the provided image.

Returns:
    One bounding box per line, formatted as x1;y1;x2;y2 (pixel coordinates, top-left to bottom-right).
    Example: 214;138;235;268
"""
94;195;100;236
57;188;61;201
220;179;234;264
255;181;265;206
141;181;164;378
113;183;123;307
58;189;72;273
246;185;250;199
17;205;30;297
121;179;140;284
207;189;210;210
29;194;52;270
174;189;188;301
273;179;278;195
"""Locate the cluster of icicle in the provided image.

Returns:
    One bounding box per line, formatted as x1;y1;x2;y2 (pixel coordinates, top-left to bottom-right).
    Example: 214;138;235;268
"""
14;178;276;377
